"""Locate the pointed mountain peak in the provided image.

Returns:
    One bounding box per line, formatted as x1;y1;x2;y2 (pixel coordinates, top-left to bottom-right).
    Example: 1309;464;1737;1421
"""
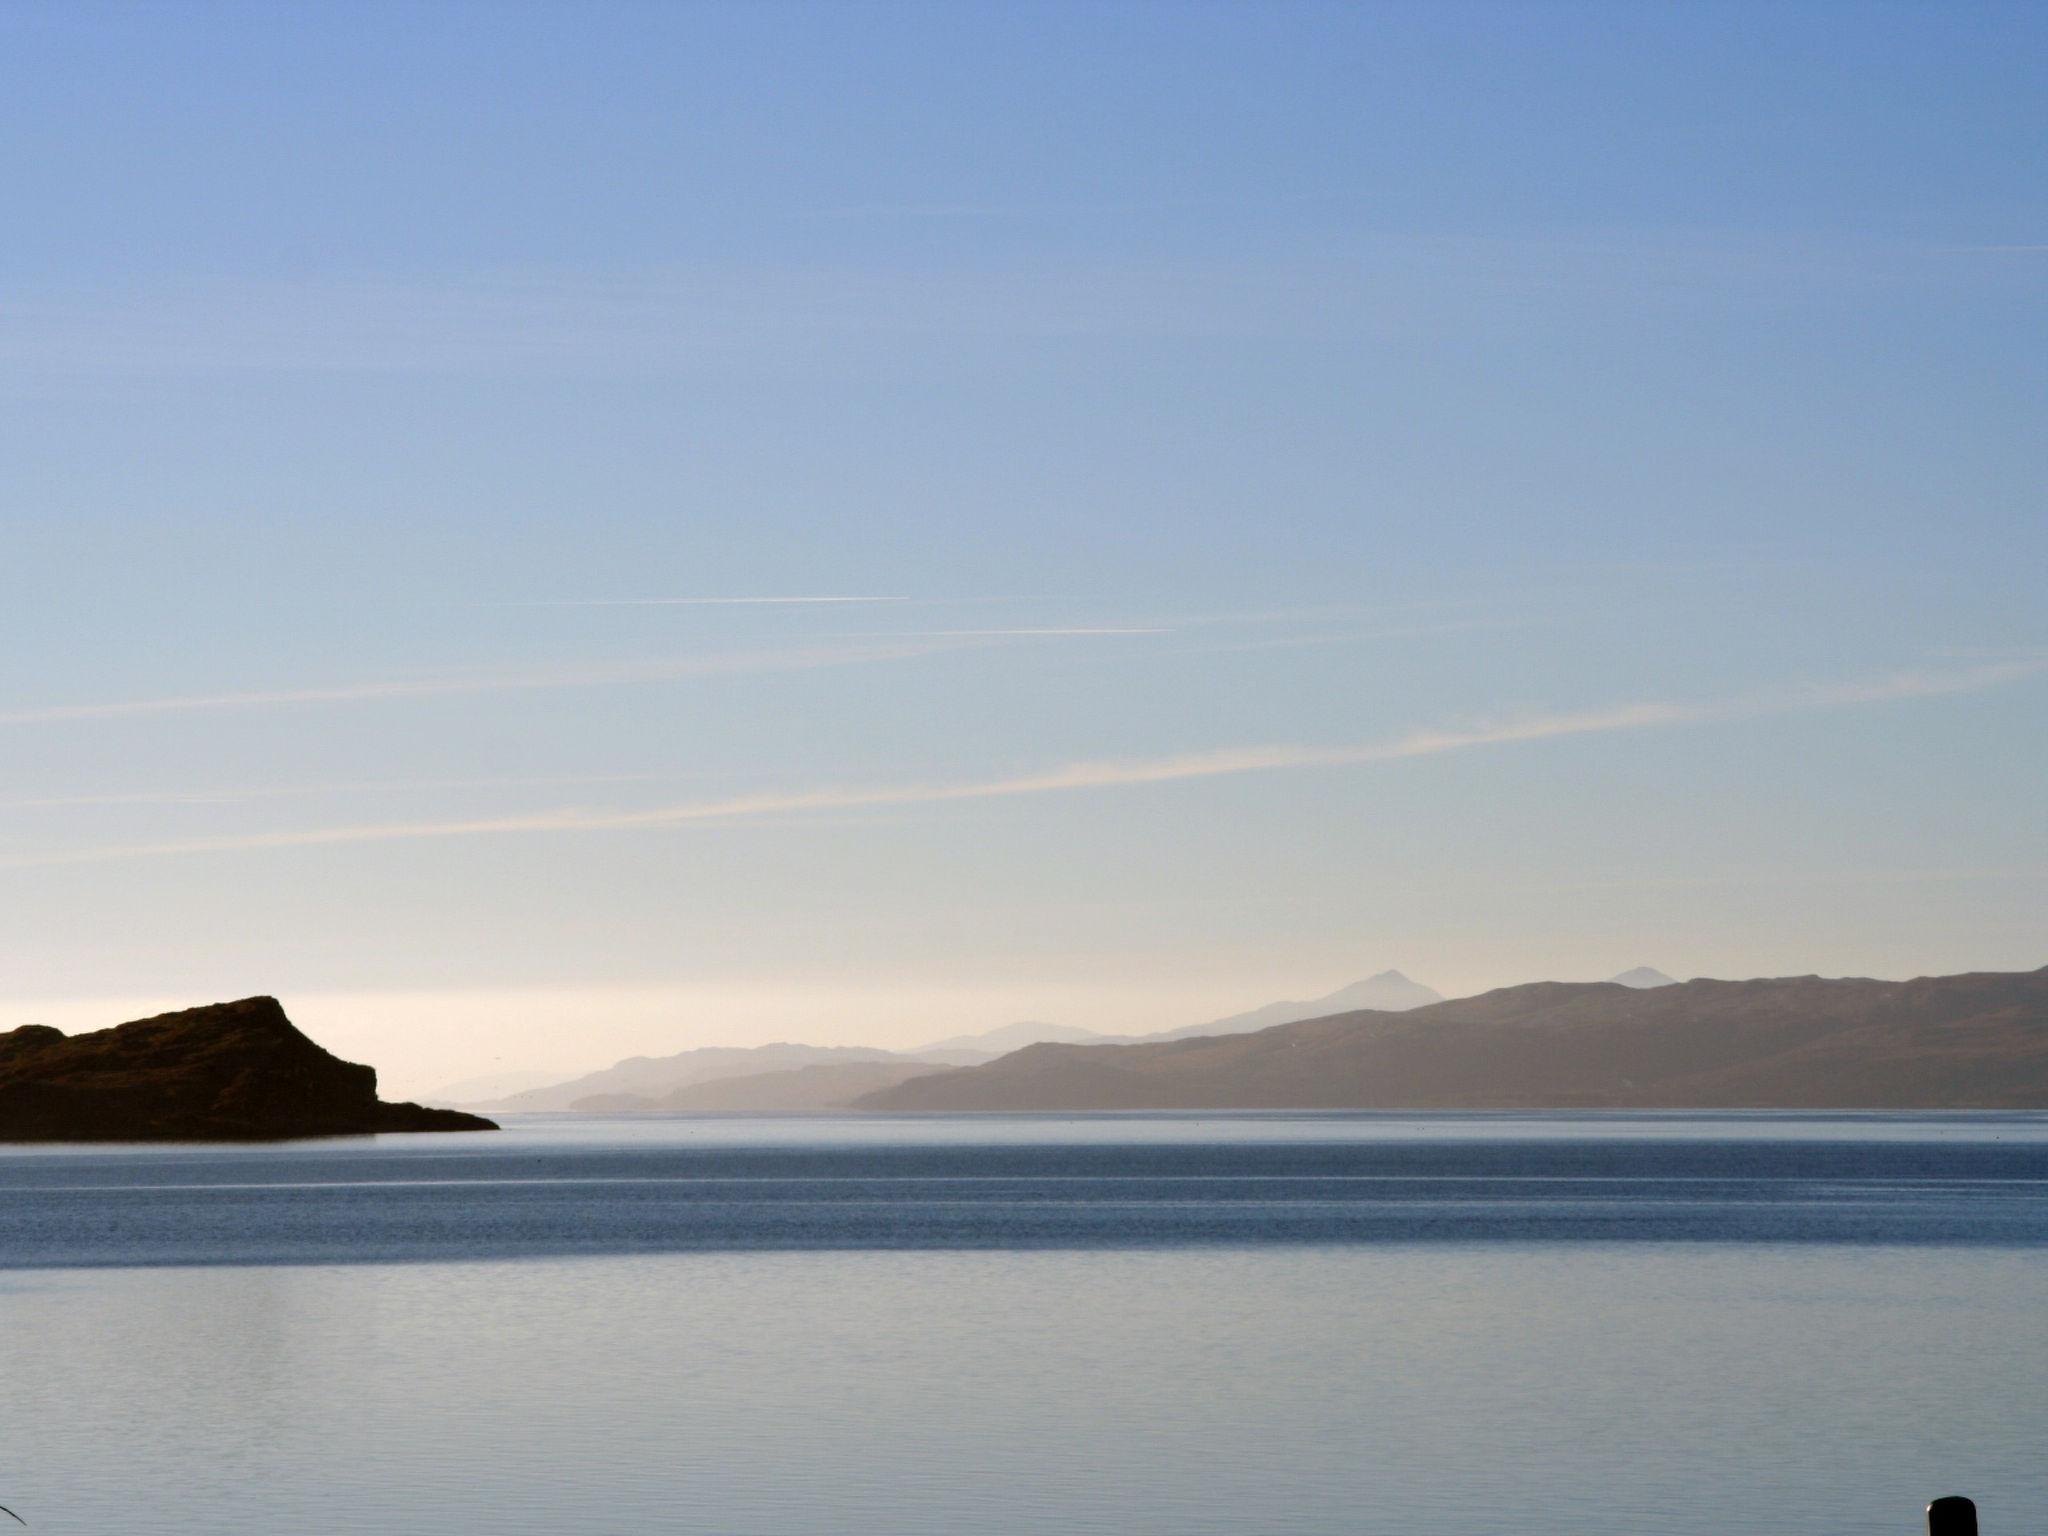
1319;972;1445;1009
1609;966;1678;988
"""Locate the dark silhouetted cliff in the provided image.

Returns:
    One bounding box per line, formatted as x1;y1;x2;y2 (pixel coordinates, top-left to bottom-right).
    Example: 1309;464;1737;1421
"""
0;996;498;1141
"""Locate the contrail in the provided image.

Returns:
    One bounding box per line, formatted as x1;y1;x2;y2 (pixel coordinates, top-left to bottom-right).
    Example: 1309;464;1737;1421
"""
6;655;2041;869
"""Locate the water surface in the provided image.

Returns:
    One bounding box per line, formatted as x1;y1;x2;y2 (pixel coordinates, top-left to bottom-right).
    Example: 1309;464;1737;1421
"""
1;1113;2043;1534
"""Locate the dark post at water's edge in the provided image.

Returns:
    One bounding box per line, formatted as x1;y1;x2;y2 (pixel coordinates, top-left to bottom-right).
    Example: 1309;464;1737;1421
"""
1929;1497;1978;1535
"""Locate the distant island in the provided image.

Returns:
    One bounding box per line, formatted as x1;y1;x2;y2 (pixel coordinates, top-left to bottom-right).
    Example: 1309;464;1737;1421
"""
857;967;2048;1111
0;996;497;1142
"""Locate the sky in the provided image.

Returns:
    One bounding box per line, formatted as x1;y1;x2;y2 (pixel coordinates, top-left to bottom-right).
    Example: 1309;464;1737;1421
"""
1;0;2043;1097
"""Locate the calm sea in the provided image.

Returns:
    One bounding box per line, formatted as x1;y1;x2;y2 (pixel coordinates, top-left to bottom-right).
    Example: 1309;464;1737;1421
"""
2;1112;2045;1534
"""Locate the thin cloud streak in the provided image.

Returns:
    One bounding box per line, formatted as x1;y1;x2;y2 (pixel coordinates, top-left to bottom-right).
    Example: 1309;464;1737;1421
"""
832;628;1171;638
1516;865;2048;894
0;627;1168;728
501;596;912;607
9;656;2042;869
2;772;668;812
0;642;946;727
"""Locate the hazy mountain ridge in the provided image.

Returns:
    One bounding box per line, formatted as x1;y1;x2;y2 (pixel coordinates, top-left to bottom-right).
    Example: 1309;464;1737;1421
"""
0;997;496;1141
1142;970;1446;1041
857;967;2048;1111
469;1042;944;1112
576;1060;954;1112
481;970;1450;1111
913;1021;1114;1056
909;973;1448;1056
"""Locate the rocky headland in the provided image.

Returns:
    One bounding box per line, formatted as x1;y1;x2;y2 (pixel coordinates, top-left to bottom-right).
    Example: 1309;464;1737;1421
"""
0;996;497;1141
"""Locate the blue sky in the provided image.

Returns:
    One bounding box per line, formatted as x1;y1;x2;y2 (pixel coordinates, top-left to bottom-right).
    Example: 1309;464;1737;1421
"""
2;1;2043;1093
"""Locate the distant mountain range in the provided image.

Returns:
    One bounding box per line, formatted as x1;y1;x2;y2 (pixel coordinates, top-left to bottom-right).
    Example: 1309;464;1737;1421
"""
1143;970;1445;1041
576;1060;953;1112
913;972;1448;1056
913;1020;1116;1061
462;966;1718;1114
468;1043;923;1112
468;970;1453;1110
859;967;2048;1111
43;962;2023;1140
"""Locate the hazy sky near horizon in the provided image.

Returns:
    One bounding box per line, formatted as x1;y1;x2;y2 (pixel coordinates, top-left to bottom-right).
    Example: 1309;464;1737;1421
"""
2;1;2043;1095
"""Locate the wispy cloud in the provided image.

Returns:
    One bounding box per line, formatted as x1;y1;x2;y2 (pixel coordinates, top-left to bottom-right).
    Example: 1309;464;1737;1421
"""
1;626;1176;729
831;628;1171;638
9;655;2042;869
498;596;911;608
1516;865;2048;895
1779;657;2048;708
0;642;943;728
2;772;667;812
